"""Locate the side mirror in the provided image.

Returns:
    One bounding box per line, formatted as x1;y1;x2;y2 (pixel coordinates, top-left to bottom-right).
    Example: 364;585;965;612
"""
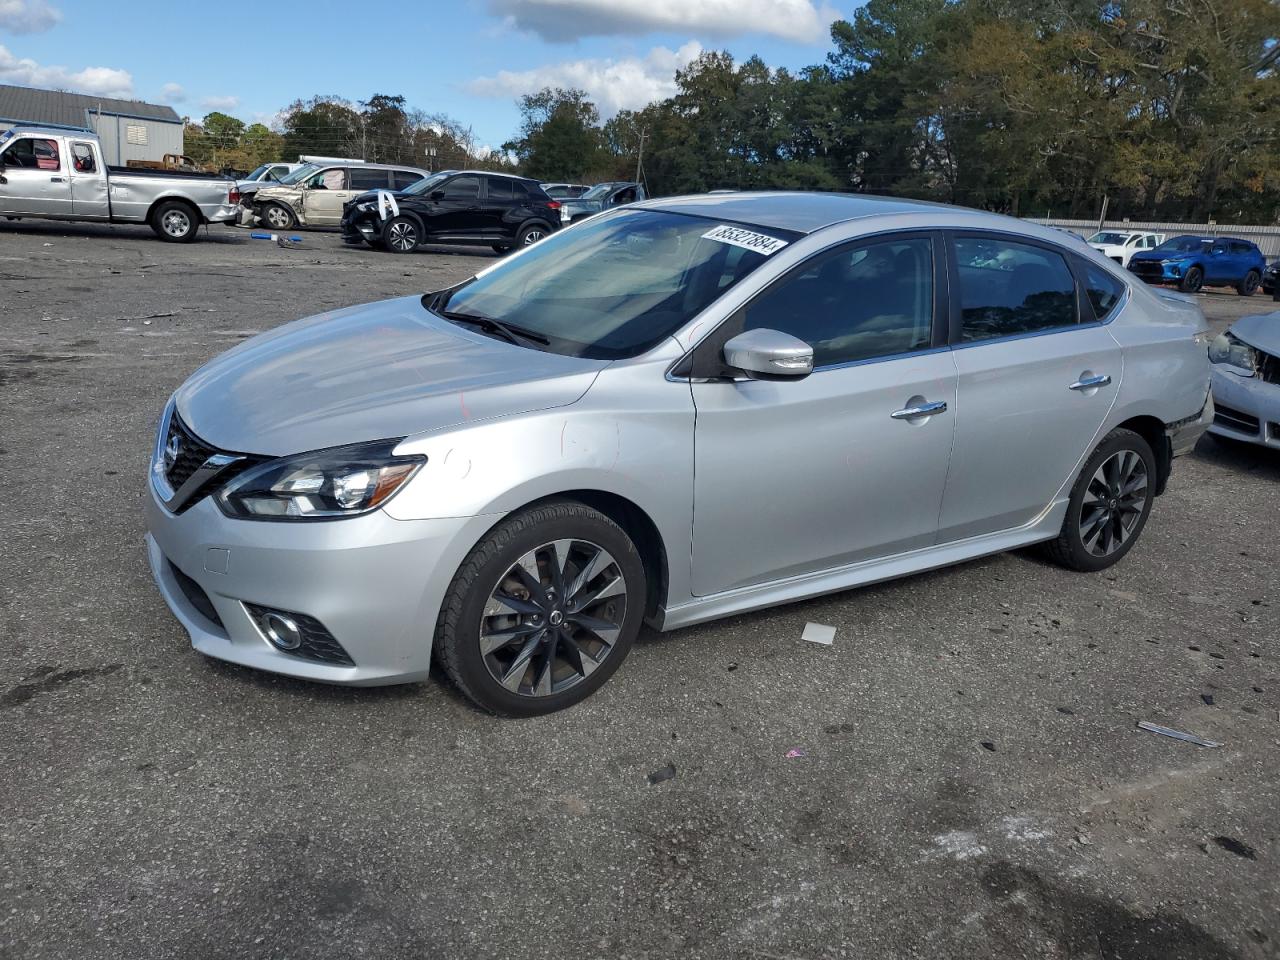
430;190;446;201
722;328;813;380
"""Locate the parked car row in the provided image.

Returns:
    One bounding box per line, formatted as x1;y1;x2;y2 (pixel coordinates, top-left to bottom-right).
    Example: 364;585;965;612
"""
1127;234;1267;295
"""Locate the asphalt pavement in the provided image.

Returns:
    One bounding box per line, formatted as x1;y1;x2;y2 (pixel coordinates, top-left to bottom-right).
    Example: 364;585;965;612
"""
1;219;1277;959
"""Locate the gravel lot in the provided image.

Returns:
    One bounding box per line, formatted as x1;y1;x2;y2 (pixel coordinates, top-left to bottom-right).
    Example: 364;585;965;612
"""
1;219;1277;960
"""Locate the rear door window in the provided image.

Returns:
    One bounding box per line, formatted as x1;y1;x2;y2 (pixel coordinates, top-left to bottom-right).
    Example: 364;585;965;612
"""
349;168;390;191
1080;261;1126;322
952;236;1079;342
486;177;513;202
71;142;97;173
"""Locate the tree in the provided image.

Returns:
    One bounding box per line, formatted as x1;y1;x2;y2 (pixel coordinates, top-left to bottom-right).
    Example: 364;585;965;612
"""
504;88;604;180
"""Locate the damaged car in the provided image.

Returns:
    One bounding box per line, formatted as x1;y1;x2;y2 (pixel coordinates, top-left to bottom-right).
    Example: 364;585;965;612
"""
1208;313;1280;449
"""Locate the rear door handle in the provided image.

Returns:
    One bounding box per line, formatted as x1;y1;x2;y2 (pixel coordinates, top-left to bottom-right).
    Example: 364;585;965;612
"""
1069;374;1111;391
891;400;948;420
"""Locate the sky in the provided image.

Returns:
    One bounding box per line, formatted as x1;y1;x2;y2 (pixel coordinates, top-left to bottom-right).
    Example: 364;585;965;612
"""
0;0;862;152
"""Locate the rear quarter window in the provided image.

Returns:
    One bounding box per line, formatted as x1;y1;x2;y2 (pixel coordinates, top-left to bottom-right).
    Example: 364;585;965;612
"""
1081;261;1126;321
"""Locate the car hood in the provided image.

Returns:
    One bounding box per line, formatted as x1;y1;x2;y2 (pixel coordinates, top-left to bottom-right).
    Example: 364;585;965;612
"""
174;295;608;456
1228;312;1280;355
252;185;301;202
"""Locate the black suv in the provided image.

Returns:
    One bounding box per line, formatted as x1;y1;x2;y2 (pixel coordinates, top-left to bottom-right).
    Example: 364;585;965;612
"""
341;170;561;254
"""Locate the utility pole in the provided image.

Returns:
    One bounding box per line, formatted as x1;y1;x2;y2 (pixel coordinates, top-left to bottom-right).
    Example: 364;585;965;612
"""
1096;194;1109;234
634;126;647;185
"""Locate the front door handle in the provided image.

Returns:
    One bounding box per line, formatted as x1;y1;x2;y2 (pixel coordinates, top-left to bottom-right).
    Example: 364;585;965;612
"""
891;400;948;420
1069;374;1111;391
50;176;65;183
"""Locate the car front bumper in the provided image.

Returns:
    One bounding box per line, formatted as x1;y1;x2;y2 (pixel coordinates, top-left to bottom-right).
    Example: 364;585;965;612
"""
1208;367;1280;449
1128;260;1184;284
145;483;495;685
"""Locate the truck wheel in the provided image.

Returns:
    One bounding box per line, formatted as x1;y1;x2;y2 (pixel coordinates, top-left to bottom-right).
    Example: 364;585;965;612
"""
1178;266;1203;293
260;203;296;231
1237;270;1260;296
150;201;201;243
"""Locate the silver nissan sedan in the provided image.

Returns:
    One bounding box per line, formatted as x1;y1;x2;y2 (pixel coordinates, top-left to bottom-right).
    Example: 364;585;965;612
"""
145;193;1213;715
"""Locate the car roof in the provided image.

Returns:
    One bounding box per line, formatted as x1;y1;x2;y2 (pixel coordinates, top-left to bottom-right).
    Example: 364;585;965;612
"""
318;162;431;172
641;191;963;235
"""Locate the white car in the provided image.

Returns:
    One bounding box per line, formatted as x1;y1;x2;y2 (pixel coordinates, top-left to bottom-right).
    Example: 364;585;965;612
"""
1087;230;1166;267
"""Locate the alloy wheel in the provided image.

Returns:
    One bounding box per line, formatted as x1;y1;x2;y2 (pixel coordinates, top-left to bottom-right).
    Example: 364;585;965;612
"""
388;221;417;252
162;210;191;237
479;538;627;698
264;206;290;229
1078;450;1148;557
522;229;544;245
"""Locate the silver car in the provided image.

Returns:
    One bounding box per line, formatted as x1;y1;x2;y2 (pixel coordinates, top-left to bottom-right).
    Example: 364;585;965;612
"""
145;193;1213;715
1207;313;1280;448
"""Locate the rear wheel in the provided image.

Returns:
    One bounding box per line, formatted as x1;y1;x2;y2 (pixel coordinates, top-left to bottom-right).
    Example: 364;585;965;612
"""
383;216;419;254
1237;270;1260;296
1179;266;1204;293
260;203;296;231
433;501;646;716
516;223;548;247
1042;428;1156;573
150;200;200;243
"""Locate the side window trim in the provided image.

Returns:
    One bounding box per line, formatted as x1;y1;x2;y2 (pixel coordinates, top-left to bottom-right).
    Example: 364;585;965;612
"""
681;229;946;379
943;229;1086;348
1068;254;1129;325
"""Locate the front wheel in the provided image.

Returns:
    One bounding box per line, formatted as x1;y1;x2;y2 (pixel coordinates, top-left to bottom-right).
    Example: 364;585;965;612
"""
150;200;201;243
260;203;296;231
1179;266;1204;293
1237;270;1260;296
433;501;647;716
383;216;420;253
1042;428;1156;573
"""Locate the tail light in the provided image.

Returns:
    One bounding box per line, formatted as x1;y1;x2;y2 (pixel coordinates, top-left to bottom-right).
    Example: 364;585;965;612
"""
229;188;241;205
546;200;561;210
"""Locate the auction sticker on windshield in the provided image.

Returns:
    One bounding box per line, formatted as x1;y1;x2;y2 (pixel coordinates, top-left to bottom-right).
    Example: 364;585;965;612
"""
702;224;789;255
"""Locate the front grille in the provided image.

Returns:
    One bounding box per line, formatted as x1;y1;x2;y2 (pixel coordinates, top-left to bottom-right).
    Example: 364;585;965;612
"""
244;603;356;667
1256;347;1280;386
169;561;224;628
162;413;264;514
1128;262;1164;281
1214;403;1260;435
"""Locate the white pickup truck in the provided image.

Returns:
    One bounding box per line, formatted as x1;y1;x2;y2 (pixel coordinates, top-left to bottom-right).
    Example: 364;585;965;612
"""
0;125;240;242
1086;230;1166;267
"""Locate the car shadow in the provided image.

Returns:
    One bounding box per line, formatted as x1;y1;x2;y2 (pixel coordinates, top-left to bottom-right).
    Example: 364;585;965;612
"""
0;218;247;245
1193;433;1280;480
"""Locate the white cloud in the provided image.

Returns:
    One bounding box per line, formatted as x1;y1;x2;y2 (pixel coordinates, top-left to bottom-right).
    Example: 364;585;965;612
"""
0;0;61;34
469;41;703;117
200;95;240;111
0;44;133;97
158;82;186;103
487;0;836;43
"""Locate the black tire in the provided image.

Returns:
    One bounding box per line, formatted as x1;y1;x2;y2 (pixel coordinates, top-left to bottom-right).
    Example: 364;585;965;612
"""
433;500;647;717
516;222;549;247
149;200;201;243
259;202;296;231
383;216;420;254
491;243;512;255
1237;270;1260;296
1042;428;1156;573
1179;266;1204;293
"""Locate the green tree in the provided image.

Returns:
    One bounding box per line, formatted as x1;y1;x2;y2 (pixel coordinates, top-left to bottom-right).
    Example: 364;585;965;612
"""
504;88;604;180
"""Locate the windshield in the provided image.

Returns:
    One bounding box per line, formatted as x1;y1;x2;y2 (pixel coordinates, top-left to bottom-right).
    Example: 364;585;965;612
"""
578;183;614;201
277;163;319;185
431;209;797;360
245;164;272;181
1088;232;1130;245
1156;235;1213;254
400;171;452;196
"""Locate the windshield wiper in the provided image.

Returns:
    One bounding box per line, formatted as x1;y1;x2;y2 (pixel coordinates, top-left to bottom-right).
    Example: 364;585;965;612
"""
441;310;549;349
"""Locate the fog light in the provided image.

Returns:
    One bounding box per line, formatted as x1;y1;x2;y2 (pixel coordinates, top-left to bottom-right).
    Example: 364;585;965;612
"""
262;611;302;650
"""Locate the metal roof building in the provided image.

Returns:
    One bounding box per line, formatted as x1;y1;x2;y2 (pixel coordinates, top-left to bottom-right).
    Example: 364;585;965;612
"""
0;84;183;165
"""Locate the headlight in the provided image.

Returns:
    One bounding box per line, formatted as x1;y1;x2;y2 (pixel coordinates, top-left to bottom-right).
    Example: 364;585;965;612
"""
217;439;424;521
356;201;373;211
1208;332;1257;374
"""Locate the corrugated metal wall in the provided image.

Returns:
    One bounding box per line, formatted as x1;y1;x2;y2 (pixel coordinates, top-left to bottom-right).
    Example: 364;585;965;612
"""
88;113;184;165
1030;218;1280;259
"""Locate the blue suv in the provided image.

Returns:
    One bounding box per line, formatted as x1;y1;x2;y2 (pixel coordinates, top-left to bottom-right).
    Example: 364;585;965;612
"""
1128;235;1266;295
